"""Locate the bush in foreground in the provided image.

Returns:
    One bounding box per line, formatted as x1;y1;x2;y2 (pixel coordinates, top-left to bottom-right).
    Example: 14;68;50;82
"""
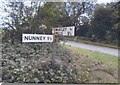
2;42;80;83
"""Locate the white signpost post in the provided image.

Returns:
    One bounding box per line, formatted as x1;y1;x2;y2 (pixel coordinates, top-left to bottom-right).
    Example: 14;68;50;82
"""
22;34;53;42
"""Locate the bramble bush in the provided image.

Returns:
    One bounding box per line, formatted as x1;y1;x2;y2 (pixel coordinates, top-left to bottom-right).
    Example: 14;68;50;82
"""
2;42;80;83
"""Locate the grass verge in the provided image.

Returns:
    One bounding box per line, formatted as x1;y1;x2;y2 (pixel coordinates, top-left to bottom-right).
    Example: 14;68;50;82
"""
62;45;119;83
64;45;118;68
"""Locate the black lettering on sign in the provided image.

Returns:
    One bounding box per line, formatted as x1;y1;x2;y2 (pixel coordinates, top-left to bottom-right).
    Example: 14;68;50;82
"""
39;36;42;40
47;37;50;40
47;37;52;40
43;37;46;40
32;36;37;40
24;36;45;40
24;36;29;40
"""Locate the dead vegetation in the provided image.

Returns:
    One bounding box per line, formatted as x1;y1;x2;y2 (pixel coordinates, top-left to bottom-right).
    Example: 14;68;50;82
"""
65;45;118;83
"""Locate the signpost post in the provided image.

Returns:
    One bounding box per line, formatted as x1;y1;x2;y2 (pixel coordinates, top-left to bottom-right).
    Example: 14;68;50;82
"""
51;29;56;65
52;29;56;43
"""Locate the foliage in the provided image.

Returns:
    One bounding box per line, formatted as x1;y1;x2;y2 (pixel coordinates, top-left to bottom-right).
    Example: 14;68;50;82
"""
75;2;119;44
91;5;114;39
2;2;37;42
76;23;90;36
38;2;63;33
64;45;118;83
2;2;63;42
2;42;80;83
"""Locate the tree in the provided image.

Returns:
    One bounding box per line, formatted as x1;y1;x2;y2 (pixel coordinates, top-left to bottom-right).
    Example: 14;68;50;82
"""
37;2;63;33
72;2;94;26
2;2;63;42
2;1;38;42
91;5;114;40
76;23;90;37
110;1;120;44
2;1;97;42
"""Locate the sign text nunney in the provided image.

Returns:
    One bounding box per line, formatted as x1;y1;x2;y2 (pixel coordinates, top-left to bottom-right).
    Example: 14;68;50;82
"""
22;34;53;42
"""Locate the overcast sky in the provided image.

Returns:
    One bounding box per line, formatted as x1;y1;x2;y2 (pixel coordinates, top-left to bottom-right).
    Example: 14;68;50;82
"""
0;0;119;28
97;0;118;3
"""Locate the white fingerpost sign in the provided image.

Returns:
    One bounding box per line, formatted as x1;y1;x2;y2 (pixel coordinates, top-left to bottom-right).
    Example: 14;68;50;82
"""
22;34;53;42
53;26;75;36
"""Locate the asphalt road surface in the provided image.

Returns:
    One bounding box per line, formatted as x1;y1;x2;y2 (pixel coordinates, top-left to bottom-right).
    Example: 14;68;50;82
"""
62;41;119;57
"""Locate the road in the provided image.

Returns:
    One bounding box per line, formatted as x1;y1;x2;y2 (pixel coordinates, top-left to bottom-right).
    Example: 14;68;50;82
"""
62;41;119;57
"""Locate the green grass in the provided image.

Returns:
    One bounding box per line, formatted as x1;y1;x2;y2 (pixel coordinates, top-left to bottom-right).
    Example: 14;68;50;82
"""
63;45;118;68
62;45;119;83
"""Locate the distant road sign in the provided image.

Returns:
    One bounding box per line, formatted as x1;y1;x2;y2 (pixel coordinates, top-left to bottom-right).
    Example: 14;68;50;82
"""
22;34;53;42
52;26;75;36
